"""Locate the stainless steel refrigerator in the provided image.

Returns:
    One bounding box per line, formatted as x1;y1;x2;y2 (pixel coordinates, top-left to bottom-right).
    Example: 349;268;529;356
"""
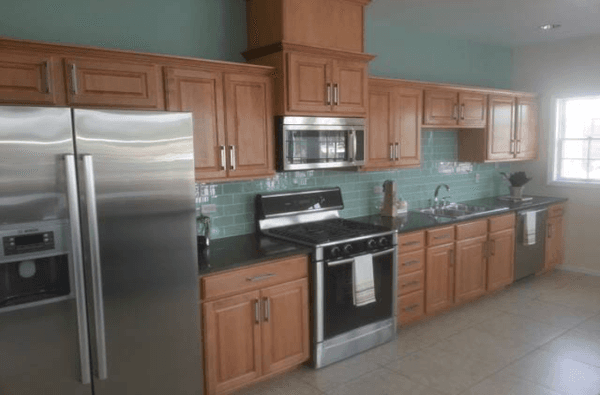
0;106;203;394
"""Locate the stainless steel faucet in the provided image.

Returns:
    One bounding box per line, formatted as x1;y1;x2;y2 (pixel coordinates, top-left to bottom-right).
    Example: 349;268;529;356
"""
433;184;450;207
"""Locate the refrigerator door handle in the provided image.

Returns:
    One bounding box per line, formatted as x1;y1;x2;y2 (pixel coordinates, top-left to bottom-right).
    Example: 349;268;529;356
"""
82;155;108;381
65;155;92;385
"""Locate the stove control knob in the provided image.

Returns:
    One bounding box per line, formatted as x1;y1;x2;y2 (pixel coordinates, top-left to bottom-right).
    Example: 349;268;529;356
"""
330;246;341;258
343;244;354;255
378;237;389;247
367;239;378;249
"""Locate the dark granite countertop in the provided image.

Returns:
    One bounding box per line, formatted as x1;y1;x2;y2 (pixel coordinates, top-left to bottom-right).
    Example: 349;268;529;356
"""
198;233;311;276
352;195;568;234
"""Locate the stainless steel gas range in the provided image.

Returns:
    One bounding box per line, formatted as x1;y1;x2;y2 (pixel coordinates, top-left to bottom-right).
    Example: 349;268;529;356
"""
256;188;397;368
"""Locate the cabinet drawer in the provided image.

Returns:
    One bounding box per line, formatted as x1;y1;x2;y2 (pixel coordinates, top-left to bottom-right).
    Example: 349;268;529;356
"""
455;220;487;240
398;231;425;252
398;271;424;296
200;255;309;301
548;204;564;218
427;226;455;246
488;213;515;233
398;249;425;274
398;290;424;324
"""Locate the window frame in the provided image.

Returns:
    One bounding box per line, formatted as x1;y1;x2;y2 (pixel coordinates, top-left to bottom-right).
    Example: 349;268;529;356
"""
548;95;600;188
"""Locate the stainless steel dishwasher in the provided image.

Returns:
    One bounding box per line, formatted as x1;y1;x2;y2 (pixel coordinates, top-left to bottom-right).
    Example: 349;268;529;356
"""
514;207;548;280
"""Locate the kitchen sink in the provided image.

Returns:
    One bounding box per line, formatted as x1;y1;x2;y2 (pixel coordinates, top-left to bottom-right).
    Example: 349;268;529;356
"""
417;203;505;219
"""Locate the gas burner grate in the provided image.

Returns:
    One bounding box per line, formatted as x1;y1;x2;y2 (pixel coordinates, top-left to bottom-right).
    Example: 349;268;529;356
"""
267;218;389;244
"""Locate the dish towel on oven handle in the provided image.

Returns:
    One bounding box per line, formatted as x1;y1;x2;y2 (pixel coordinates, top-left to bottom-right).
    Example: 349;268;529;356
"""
524;211;536;246
352;254;376;307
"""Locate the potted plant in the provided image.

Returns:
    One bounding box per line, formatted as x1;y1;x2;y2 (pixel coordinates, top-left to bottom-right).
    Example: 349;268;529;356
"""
500;171;532;198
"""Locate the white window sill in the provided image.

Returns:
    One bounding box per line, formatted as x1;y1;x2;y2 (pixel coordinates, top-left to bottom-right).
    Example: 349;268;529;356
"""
548;179;600;189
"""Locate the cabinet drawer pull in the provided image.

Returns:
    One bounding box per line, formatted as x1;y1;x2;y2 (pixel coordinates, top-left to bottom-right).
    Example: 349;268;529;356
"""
326;83;332;105
402;241;421;246
434;234;450;240
70;63;78;95
264;297;270;322
402;280;420;288
402;259;420;267
254;299;260;324
246;273;276;282
404;303;420;312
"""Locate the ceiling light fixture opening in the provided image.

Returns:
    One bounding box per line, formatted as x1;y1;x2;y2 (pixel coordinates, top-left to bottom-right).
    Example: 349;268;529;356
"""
539;24;561;31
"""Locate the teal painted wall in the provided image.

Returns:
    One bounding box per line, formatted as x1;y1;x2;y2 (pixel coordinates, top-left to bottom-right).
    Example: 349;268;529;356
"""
0;0;247;62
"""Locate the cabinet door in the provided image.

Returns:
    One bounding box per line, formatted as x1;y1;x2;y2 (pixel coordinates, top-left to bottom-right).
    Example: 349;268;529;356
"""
287;52;332;113
224;73;275;179
365;84;396;170
487;95;516;160
458;92;487;127
65;58;164;109
515;97;539;160
203;291;262;395
0;52;64;105
545;216;564;270
487;228;515;291
331;59;367;115
396;87;422;167
425;243;455;315
165;68;227;180
423;90;458;126
260;278;309;376
454;235;487;304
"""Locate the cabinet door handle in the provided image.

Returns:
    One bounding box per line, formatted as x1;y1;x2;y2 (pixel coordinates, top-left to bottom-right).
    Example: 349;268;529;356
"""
70;63;78;95
453;104;458;120
395;142;399;160
254;299;260;324
510;140;515;154
42;61;51;94
390;144;394;161
461;104;465;120
326;83;332;105
449;250;454;267
264;297;270;322
229;145;236;171
246;273;276;282
220;146;226;170
490;239;496;256
516;139;522;154
333;83;339;105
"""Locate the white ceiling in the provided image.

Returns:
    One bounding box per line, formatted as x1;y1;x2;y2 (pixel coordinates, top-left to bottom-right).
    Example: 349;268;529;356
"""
369;0;600;48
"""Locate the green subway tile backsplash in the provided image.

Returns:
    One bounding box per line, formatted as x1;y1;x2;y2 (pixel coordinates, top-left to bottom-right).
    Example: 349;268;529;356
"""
195;131;511;239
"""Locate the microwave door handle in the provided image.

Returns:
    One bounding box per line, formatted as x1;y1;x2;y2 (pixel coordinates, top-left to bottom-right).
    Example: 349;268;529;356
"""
82;155;108;381
352;130;358;163
65;155;92;385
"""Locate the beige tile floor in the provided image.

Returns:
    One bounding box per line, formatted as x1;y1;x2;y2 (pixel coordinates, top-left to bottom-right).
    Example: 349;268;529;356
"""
234;270;600;395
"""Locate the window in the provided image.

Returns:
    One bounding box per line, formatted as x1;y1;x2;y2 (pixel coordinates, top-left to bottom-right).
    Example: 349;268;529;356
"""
553;96;600;184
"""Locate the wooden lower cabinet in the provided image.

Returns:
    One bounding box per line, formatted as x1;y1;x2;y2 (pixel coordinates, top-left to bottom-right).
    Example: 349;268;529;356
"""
487;228;515;291
545;215;564;270
202;258;309;395
398;290;425;325
425;243;454;315
454;235;487;304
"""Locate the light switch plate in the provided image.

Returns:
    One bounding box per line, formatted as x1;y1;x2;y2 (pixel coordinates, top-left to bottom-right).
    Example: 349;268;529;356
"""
201;204;217;214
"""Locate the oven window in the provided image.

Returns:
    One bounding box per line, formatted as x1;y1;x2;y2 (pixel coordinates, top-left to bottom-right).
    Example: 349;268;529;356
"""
323;251;394;339
286;130;349;164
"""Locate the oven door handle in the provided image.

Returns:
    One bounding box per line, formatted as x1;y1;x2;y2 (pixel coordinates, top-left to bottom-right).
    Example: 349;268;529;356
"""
326;248;395;267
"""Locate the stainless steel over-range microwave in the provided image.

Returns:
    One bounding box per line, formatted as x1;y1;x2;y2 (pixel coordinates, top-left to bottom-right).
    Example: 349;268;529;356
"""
277;117;365;171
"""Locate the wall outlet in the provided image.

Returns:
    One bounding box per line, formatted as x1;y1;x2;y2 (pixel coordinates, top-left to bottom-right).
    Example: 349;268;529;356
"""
201;204;217;214
475;173;480;183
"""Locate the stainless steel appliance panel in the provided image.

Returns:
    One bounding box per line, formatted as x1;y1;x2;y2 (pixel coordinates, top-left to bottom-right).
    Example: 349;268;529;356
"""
73;110;202;394
0;107;91;394
515;208;548;280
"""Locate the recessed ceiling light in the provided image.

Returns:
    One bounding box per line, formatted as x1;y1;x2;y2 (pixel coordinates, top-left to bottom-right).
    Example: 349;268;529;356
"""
539;24;561;31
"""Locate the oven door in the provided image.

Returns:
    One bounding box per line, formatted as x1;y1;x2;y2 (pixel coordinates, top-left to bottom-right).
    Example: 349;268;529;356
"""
279;122;365;171
322;248;395;340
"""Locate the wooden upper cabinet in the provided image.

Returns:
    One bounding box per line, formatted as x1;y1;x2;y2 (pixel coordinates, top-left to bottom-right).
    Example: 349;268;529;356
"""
0;52;65;105
396;87;422;167
260;278;309;375
224;73;275;179
487;94;516;161
331;59;368;114
246;0;369;53
458;92;487;127
454;235;487;304
203;290;262;395
64;57;164;109
165;67;227;180
487;227;515;291
515;97;538;160
287;52;332;113
366;83;396;170
425;242;454;315
423;90;458;126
